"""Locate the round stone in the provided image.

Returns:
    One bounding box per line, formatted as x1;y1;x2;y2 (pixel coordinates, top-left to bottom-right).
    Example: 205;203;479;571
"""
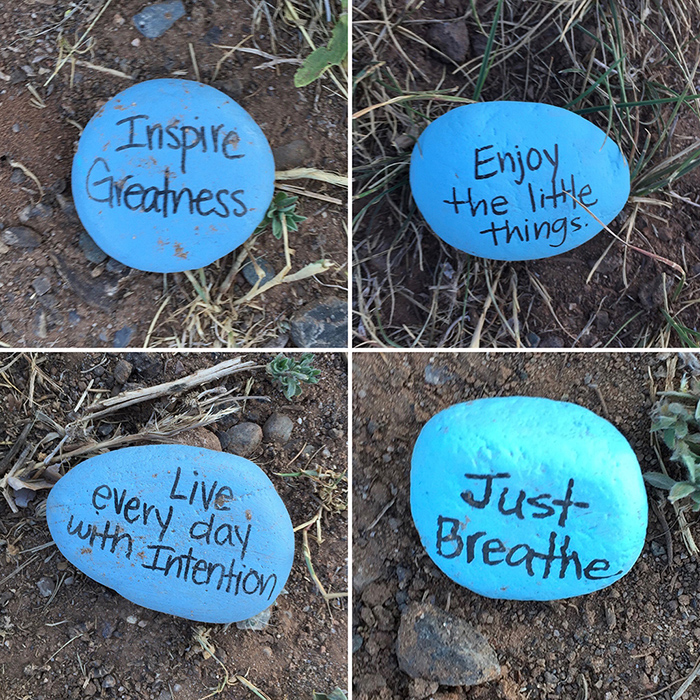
72;79;275;272
46;445;294;622
411;397;648;600
410;102;630;261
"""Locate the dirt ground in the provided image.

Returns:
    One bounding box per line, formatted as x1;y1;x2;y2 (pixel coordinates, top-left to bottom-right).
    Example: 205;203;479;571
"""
0;351;348;699
353;350;700;699
0;0;347;348
352;1;700;348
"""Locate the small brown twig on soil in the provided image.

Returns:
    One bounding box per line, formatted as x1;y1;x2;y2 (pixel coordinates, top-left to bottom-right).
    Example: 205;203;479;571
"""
296;507;348;619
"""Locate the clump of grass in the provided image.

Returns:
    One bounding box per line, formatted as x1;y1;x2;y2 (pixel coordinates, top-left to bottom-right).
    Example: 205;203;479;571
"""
266;353;321;399
353;0;700;349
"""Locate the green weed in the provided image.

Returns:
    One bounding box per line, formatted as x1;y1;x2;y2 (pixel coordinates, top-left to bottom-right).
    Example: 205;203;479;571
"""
266;353;321;399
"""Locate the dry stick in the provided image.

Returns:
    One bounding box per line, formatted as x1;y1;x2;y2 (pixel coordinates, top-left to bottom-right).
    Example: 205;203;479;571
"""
44;0;114;86
0;420;34;478
565;192;686;280
673;655;700;699
76;358;256;422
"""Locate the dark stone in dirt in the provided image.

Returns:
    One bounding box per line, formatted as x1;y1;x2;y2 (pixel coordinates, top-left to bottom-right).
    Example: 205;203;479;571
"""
10;168;26;184
1;321;14;335
427;21;470;63
212;77;243;100
133;0;186;39
290;296;347;348
263;412;294;444
9;66;26;84
78;231;108;264
113;326;135;347
36;577;55;598
31;276;51;296
539;335;564;348
50;253;116;312
113;359;133;384
242;257;276;287
19;202;52;223
106;258;127;275
397;602;501;686
2;226;42;249
526;331;541;348
204;25;222;45
225;422;262;457
126;353;163;379
100;619;116;639
273;139;314;170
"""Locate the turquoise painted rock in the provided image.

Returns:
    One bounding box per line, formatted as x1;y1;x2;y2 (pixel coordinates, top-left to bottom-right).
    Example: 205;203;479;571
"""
409;102;630;261
72;79;275;273
410;397;647;600
46;445;294;622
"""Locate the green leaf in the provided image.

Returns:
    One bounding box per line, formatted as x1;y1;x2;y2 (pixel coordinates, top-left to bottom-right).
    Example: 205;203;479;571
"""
643;472;677;490
294;15;348;88
669;481;698;502
664;427;677;448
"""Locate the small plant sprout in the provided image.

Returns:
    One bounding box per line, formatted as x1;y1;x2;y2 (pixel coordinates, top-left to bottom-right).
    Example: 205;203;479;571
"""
254;192;307;240
266;353;321;400
645;375;700;510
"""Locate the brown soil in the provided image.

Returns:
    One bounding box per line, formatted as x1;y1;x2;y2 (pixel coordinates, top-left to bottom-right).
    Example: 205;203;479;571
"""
352;1;700;348
353;350;700;699
0;351;348;699
0;1;347;348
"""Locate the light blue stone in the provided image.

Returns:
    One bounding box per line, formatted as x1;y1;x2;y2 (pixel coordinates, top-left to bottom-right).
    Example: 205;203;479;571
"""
410;397;647;600
72;79;275;273
46;445;294;622
409;102;630;261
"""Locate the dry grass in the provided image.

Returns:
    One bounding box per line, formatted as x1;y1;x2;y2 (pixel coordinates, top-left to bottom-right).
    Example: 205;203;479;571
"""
353;0;700;348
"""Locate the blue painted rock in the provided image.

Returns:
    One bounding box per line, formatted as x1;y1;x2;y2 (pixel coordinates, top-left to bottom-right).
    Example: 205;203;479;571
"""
410;397;647;600
46;445;294;622
409;102;630;261
72;79;275;272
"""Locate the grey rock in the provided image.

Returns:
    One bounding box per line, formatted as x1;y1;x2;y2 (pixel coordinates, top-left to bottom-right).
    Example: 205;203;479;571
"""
424;363;454;386
13;488;35;507
106;258;128;275
1;321;14;335
133;1;186;39
397;602;501;686
37;577;55;598
427;21;470;63
225;422;262;457
273;139;313;170
353;632;364;653
242;257;276;287
78;231;108;264
263;412;294;444
32;276;51;296
212;77;243;100
10;168;26;184
113;359;134;384
9;67;26;84
102;675;116;689
290;296;347;348
19;202;52;223
2;226;42;249
113;326;135;347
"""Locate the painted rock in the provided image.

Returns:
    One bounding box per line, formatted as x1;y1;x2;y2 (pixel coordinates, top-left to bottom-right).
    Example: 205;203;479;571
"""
409;102;630;261
72;79;275;272
410;397;647;600
46;445;294;622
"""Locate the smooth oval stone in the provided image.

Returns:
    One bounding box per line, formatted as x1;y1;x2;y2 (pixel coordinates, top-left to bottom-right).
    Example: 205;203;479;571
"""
411;397;647;600
409;102;630;261
46;445;294;622
72;79;275;272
